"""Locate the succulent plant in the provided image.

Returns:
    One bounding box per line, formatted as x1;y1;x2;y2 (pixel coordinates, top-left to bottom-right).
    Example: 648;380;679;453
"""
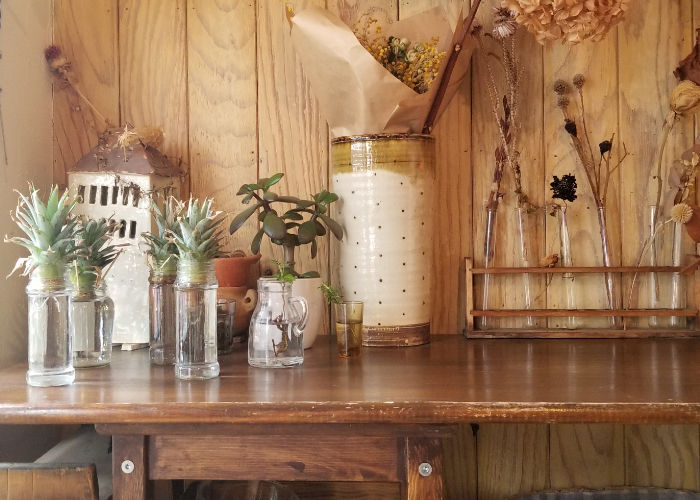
70;217;122;287
171;197;227;263
229;173;343;277
141;197;184;272
5;185;81;278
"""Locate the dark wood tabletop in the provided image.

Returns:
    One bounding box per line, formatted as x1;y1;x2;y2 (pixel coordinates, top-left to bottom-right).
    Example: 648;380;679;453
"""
2;335;700;425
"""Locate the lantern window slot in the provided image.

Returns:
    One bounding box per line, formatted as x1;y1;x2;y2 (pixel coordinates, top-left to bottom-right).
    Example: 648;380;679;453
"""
100;186;109;206
119;220;126;239
77;186;85;203
129;221;137;239
122;187;130;205
131;186;140;207
89;185;97;204
112;186;119;205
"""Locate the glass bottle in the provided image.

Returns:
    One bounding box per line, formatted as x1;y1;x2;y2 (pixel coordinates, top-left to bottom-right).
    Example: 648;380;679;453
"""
670;220;686;328
516;207;535;328
71;272;114;368
648;205;661;327
149;259;177;365
175;260;219;380
597;206;622;327
26;264;74;386
249;278;308;368
479;207;498;330
558;207;577;329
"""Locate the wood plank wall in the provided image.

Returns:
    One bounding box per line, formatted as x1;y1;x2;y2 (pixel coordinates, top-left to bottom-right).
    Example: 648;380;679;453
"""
51;1;700;499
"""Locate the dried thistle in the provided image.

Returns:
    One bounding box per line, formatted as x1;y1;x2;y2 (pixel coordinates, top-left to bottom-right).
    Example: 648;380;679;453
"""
553;79;569;95
573;74;586;89
550;174;577;203
557;95;570;110
492;7;517;40
137;126;165;149
671;203;693;224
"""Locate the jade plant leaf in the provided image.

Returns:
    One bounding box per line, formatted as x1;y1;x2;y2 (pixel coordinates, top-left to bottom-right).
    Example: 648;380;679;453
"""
229;204;260;234
263;212;287;240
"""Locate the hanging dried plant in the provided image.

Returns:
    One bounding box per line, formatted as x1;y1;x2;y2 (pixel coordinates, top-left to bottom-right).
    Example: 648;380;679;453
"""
501;0;630;45
675;29;700;86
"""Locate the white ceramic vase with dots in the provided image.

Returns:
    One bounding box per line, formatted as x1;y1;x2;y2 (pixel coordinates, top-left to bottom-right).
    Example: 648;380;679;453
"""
331;134;435;346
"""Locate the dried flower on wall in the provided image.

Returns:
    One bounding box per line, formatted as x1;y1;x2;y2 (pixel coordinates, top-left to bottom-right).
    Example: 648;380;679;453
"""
550;174;577;203
675;29;700;86
501;0;630;45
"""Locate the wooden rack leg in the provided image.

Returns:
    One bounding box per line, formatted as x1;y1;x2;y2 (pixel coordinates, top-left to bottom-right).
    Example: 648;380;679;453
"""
399;437;444;500
465;258;474;334
112;435;149;500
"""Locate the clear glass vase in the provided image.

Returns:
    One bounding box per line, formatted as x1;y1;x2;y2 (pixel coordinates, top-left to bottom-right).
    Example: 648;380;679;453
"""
648;205;661;327
149;259;177;365
26;264;74;386
670;221;686;328
558;207;577;329
175;260;219;380
516;207;535;328
248;278;308;368
71;272;114;368
596;206;622;327
479;206;498;330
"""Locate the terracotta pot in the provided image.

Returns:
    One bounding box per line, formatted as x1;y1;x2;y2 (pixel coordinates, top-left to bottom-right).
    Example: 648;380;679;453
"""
217;286;258;337
214;253;262;288
291;277;325;349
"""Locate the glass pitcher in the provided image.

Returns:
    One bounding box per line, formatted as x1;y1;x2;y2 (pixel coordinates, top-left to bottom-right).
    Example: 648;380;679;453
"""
248;278;308;368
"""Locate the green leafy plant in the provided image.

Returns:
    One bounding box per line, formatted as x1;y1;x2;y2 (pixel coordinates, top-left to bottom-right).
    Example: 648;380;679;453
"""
141;196;184;272
229;173;343;277
270;260;296;285
5;185;81;278
70;217;122;288
171;197;227;263
320;281;342;305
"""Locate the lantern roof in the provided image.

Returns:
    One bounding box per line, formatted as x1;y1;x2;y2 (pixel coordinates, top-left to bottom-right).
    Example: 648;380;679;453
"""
70;130;182;177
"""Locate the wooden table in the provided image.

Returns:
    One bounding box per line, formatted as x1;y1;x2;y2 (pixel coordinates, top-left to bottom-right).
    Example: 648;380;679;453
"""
2;335;700;499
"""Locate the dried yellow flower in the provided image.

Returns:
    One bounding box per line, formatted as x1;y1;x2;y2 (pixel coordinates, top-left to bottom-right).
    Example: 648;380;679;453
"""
117;125;139;149
671;203;693;224
501;0;630;45
670;80;700;117
137;126;165;149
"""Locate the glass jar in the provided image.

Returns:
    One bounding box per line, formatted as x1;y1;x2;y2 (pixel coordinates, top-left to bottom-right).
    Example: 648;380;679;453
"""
175;260;219;380
71;272;114;368
149;259;177;365
249;278;308;368
558;207;577;329
26;264;74;386
516;207;535;328
479;206;498;330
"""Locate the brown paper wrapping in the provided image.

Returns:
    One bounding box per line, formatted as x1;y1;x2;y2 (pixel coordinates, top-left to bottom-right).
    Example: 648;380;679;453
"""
290;6;475;137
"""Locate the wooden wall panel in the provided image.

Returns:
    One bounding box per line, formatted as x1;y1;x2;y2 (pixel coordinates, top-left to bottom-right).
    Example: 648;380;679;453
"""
550;424;624;489
187;0;258;252
443;423;477;500
119;0;188;166
543;32;619;328
618;0;694;324
399;0;472;334
257;0;329;279
625;425;700;490
53;0;119;186
477;424;549;500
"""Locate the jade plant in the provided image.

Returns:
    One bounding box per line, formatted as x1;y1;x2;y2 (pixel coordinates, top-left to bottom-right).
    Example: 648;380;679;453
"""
229;173;343;278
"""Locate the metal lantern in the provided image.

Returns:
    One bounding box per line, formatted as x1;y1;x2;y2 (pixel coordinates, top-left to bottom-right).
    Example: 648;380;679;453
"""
68;132;181;347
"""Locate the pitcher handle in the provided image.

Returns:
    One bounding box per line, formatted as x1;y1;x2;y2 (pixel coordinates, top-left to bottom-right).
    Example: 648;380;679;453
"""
289;296;308;337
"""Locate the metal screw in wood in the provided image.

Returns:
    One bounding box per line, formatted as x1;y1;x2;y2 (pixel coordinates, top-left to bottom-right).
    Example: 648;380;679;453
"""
418;462;432;477
121;460;134;474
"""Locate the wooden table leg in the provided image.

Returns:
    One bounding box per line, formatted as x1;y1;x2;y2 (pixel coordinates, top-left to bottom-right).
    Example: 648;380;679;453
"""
112;435;149;500
400;437;444;500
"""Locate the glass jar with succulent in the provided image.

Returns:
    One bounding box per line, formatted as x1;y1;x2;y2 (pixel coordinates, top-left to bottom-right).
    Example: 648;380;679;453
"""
69;217;120;368
141;197;183;365
229;173;343;349
171;197;226;380
5;185;80;386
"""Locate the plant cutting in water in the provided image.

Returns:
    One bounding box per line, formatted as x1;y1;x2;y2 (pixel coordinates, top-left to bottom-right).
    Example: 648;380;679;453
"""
170;197;227;265
270;260;296;285
69;217;123;289
320;281;342;305
5;185;81;278
141;196;184;273
229;173;343;276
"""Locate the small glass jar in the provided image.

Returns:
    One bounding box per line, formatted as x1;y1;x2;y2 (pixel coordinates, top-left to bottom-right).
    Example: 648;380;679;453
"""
71;272;115;368
26;264;74;386
149;259;177;365
249;278;308;368
175;260;219;380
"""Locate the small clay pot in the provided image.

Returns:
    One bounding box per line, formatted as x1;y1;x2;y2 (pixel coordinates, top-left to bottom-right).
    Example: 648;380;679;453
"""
218;286;258;337
214;253;262;288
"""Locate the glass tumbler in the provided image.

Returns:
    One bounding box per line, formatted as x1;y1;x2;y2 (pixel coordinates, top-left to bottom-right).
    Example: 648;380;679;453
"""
334;301;364;358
